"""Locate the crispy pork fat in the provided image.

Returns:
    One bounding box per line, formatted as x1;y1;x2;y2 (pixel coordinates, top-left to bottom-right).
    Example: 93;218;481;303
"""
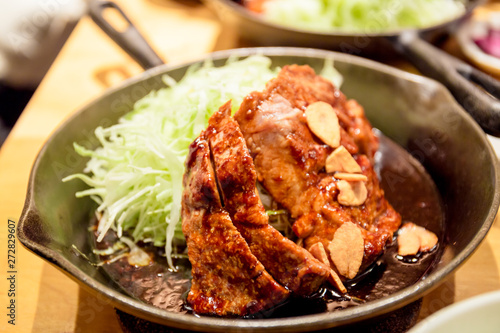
181;134;289;317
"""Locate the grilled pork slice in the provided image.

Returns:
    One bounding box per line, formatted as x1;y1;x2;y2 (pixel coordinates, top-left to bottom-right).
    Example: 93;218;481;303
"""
181;135;289;317
234;65;401;275
206;101;330;295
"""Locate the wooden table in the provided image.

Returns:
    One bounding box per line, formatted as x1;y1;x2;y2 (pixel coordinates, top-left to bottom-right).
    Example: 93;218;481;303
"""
0;1;499;332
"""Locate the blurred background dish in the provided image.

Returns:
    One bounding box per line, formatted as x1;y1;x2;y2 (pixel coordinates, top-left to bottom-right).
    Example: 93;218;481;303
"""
239;0;467;33
454;4;500;157
203;0;478;54
457;8;500;76
408;290;500;333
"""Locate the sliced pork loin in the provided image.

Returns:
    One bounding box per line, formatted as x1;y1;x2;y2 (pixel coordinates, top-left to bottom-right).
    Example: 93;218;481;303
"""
206;101;330;296
181;134;289;317
234;65;401;276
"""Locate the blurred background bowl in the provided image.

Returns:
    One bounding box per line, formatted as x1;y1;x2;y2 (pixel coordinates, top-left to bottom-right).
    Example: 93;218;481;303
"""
409;290;500;333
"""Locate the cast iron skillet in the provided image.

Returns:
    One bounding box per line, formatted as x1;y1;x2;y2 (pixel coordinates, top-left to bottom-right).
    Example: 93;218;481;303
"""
203;0;500;136
17;1;499;332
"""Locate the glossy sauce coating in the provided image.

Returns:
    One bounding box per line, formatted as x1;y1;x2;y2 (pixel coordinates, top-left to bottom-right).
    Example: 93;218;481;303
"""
94;133;444;318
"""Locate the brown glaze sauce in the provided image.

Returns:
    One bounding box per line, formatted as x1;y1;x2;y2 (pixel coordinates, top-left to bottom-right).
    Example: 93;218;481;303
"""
92;133;444;319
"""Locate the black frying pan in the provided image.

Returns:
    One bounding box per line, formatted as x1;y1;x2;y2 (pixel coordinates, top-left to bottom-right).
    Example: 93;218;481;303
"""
202;0;500;136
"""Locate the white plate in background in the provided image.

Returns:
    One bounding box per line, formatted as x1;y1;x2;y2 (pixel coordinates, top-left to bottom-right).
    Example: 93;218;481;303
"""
409;290;500;333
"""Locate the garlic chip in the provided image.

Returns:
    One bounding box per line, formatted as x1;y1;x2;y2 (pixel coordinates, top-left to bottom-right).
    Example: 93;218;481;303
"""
305;101;341;148
309;242;347;293
334;172;368;182
326;146;362;173
397;222;438;256
328;222;364;279
337;180;367;206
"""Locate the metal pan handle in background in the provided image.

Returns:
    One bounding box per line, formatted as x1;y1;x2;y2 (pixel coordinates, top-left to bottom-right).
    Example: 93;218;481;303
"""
392;31;500;137
88;0;164;70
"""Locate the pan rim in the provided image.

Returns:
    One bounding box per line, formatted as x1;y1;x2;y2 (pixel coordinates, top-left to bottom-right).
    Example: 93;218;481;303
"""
17;46;500;332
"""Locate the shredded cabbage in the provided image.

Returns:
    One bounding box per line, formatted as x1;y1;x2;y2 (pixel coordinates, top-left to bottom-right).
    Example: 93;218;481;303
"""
63;55;343;269
259;0;466;32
